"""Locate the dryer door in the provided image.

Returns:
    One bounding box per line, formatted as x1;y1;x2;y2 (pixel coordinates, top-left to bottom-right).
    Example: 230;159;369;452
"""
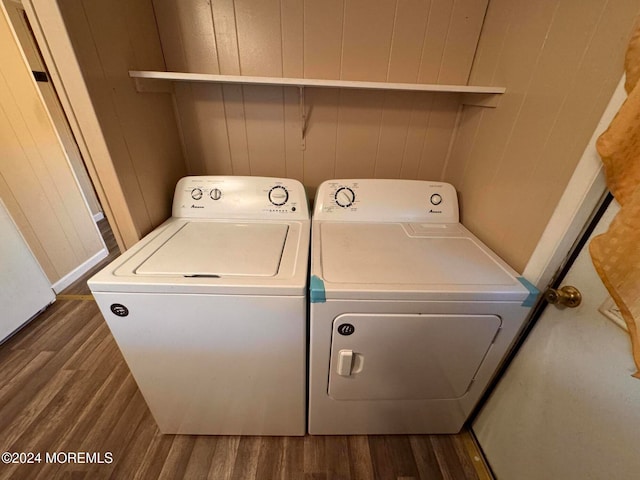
328;313;501;400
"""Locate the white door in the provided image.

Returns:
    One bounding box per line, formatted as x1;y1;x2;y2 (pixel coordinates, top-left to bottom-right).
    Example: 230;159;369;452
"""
472;198;640;479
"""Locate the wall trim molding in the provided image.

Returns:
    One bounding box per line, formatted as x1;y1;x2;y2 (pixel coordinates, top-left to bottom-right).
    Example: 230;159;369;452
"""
52;248;108;293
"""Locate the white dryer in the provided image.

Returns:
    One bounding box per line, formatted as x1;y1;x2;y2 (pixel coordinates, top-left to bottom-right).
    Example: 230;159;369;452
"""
88;176;309;435
308;179;538;434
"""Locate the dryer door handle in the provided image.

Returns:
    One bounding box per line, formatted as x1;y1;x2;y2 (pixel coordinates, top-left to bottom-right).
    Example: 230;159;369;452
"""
337;350;354;376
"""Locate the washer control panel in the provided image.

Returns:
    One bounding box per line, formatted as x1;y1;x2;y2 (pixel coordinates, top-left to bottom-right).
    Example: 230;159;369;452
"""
314;179;459;223
173;176;309;220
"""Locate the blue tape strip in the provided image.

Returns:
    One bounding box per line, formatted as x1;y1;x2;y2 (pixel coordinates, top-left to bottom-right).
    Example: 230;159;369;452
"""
517;276;540;307
310;275;326;303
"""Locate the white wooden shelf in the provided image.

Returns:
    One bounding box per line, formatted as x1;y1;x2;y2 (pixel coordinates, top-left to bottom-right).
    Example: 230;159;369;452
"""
129;70;505;107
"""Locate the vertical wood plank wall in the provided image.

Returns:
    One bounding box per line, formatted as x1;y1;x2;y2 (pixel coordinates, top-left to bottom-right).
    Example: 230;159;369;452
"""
0;5;104;284
443;0;640;272
55;0;187;240
3;0;103;219
152;0;488;196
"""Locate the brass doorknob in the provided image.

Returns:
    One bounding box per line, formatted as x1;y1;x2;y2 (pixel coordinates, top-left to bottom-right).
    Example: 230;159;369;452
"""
544;285;582;308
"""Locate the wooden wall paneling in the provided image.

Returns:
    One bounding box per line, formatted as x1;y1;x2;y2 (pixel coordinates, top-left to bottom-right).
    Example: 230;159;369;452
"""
438;0;489;84
0;12;98;262
418;93;461;180
281;0;304;182
303;0;344;79
150;1;489;196
55;0;152;240
220;85;250;176
25;0;133;251
283;87;304;182
209;0;241;75
442;106;484;188
0;7;105;283
152;0;220;73
334;89;385;178
373;91;415;179
178;1;219;73
124;0;168;71
190;84;235;175
446;0;562;265
235;0;283;76
488;1;607;267
340;0;396;81
4;1;102;219
399;93;435;179
242;85;287;177
418;0;455;82
151;0;187;71
504;0;640;266
77;0;186;232
386;0;430;83
302;88;340;192
444;0;640;272
0;175;56;279
280;0;303;78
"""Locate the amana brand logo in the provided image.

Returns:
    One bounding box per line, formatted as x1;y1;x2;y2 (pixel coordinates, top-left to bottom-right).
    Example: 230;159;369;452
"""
191;204;204;209
429;209;442;214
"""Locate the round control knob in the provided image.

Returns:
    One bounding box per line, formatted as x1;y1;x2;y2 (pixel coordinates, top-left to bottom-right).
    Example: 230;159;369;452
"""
210;188;222;201
191;188;203;200
430;193;443;206
335;187;356;208
268;185;289;206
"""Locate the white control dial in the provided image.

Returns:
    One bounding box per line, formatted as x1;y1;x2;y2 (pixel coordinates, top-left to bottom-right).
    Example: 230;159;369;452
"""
268;185;289;206
210;188;222;200
430;193;442;206
335;187;355;208
191;188;203;200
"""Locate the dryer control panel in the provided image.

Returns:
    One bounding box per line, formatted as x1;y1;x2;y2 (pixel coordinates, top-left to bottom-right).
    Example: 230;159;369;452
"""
172;176;309;220
313;179;459;223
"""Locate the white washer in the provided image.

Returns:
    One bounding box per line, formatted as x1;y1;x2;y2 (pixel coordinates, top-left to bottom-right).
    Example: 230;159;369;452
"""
308;179;538;434
88;176;309;435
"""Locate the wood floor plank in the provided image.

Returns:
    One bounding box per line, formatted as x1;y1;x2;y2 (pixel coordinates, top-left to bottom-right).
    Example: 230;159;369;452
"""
385;435;421;479
230;436;262;480
132;430;175;480
281;436;304;480
0;368;74;453
181;436;218;480
324;436;350;479
106;409;159;480
208;436;241;480
255;437;284;480
157;435;197;480
347;436;375;480
368;436;396;480
410;436;446;480
431;435;475;480
303;435;326;478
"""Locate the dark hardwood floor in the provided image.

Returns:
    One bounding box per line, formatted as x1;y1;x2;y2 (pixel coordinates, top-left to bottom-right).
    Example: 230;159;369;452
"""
0;219;491;480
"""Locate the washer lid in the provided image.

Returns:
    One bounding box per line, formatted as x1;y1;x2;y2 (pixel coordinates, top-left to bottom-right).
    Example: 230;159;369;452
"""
136;222;288;277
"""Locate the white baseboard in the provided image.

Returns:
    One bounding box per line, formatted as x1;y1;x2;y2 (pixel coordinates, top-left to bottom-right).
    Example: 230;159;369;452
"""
52;248;108;293
93;211;104;222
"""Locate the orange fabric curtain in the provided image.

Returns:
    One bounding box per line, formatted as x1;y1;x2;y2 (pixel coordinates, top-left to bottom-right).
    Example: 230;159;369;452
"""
590;25;640;378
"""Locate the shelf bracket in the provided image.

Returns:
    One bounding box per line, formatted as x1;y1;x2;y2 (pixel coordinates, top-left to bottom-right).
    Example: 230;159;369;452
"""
299;86;307;150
